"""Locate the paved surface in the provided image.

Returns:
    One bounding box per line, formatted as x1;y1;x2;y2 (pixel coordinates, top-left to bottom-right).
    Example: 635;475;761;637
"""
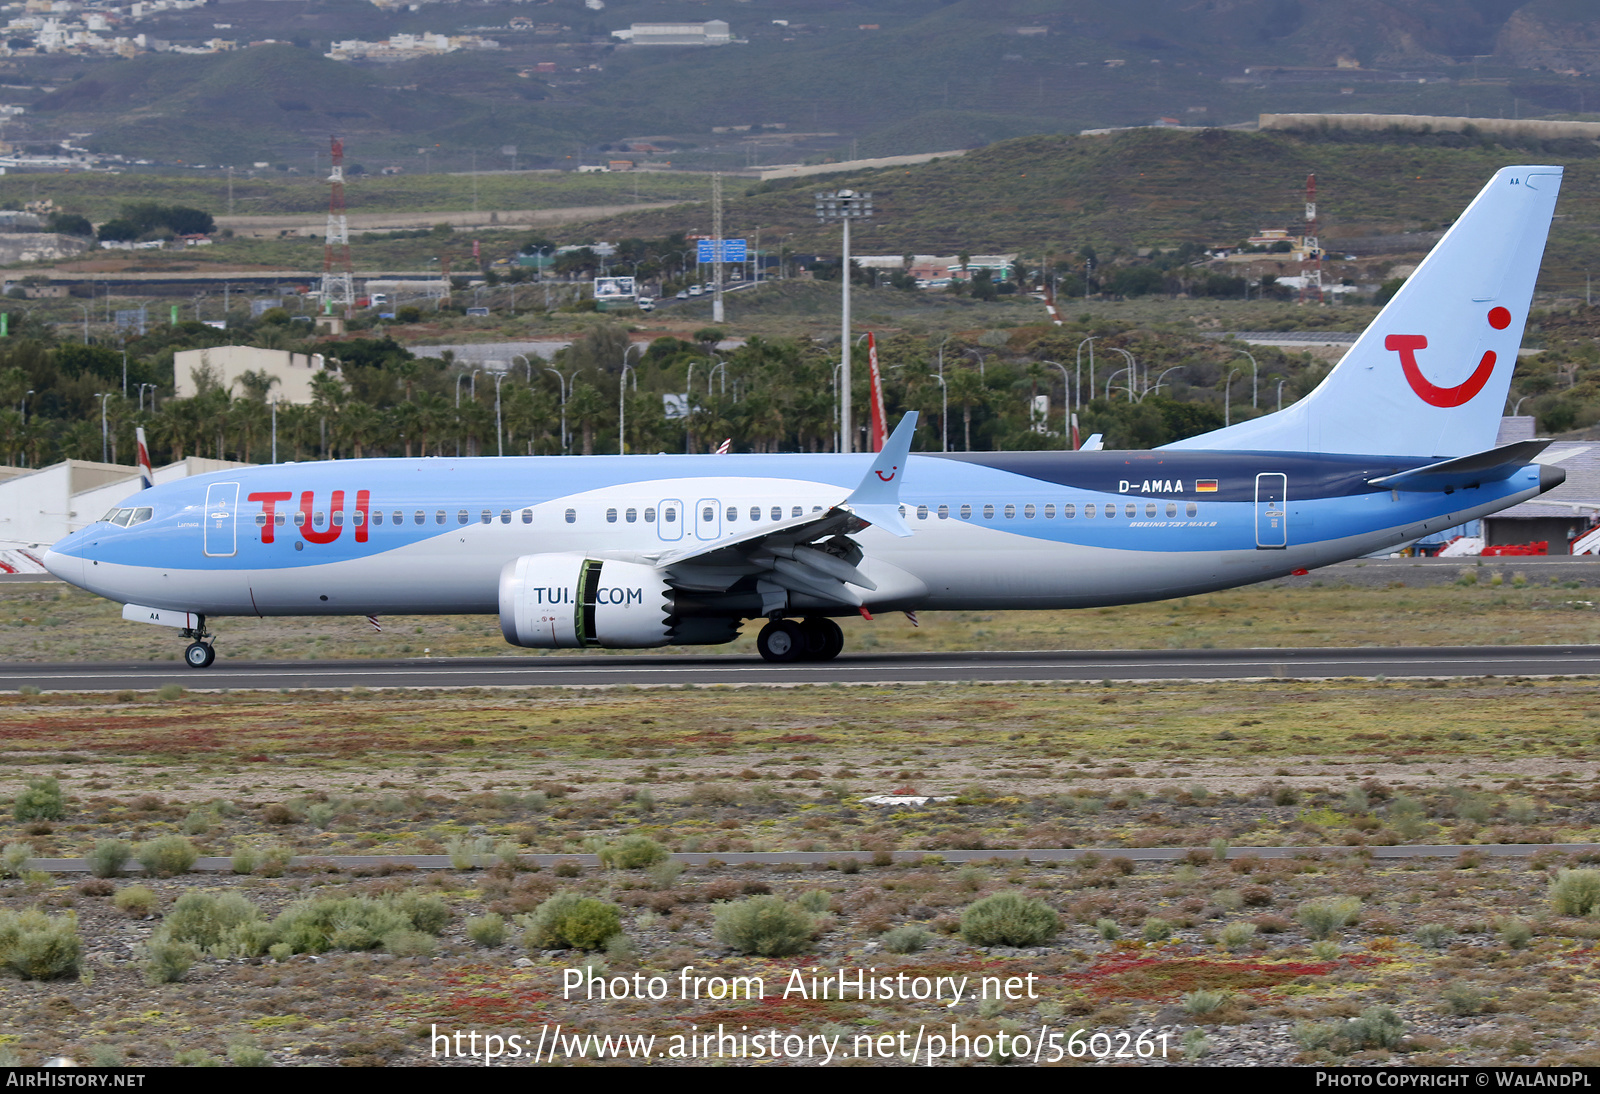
1;644;1595;692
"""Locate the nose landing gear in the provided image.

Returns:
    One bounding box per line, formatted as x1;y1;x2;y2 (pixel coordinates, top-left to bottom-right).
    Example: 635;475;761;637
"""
756;617;844;663
180;616;216;669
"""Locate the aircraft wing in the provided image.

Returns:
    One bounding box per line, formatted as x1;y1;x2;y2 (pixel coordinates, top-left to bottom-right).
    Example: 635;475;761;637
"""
646;413;918;611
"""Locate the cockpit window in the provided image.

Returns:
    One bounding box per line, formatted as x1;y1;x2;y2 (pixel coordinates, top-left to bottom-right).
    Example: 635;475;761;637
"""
111;509;134;527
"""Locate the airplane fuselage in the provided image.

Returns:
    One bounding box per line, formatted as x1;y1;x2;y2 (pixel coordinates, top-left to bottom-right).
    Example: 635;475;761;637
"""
45;448;1550;621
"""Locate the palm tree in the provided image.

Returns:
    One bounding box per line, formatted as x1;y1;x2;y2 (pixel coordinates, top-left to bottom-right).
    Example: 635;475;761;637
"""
949;367;988;453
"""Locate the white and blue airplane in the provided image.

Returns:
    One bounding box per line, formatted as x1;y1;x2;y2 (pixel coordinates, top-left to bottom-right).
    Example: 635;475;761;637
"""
45;165;1568;668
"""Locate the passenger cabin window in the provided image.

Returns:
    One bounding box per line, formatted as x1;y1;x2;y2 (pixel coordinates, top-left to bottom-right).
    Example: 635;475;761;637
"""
983;504;995;519
1145;502;1157;518
749;507;760;522
415;511;426;525
726;506;737;522
645;508;656;523
792;506;803;518
625;508;637;523
480;510;492;524
373;511;384;526
501;509;512;524
254;513;267;526
274;514;284;527
1004;504;1016;519
771;507;781;521
565;509;577;524
664;507;676;524
1084;503;1096;518
960;504;972;519
522;509;533;524
1064;503;1076;518
294;512;307;527
391;511;401;525
938;504;949;519
313;512;325;527
606;508;618;523
702;506;715;523
1044;504;1055;519
1124;503;1136;518
1166;502;1177;517
435;510;446;524
1187;502;1198;517
457;510;469;525
917;504;928;520
333;511;345;527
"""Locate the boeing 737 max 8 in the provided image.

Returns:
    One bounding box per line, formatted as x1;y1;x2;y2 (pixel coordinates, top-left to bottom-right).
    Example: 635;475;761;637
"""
43;166;1569;667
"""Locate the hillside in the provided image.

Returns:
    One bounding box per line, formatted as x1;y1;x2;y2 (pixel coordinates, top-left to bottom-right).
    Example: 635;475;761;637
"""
566;127;1600;293
10;0;1600;167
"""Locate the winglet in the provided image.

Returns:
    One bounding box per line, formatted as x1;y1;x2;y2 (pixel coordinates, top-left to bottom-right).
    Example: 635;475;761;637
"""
844;411;917;536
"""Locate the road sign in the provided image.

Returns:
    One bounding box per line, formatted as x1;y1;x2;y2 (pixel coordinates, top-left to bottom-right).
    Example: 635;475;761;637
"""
696;239;747;263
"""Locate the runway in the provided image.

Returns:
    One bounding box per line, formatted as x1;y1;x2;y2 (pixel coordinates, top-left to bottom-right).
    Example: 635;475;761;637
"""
1;644;1595;691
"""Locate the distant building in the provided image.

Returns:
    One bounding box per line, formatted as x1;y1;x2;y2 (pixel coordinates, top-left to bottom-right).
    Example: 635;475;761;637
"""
613;20;730;46
173;346;332;405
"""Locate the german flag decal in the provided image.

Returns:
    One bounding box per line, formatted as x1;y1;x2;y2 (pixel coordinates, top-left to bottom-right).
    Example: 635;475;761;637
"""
1195;479;1219;493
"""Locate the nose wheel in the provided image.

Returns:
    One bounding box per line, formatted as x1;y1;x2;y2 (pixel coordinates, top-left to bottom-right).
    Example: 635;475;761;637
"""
179;615;216;669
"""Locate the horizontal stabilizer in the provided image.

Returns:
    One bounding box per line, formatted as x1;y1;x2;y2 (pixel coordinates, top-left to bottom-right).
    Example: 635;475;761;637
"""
1368;439;1552;492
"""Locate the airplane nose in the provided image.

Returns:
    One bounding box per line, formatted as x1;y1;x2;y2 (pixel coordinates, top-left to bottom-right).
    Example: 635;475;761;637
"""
42;548;82;585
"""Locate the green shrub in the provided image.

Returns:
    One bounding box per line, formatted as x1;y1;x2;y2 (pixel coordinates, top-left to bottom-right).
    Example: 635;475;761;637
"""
270;896;411;955
1441;983;1488;1016
446;835;493;871
141;936;199;985
390;891;450;934
881;925;932;954
1295;896;1361;940
1295;1005;1405;1055
1219;921;1257;951
1498;918;1533;949
1095;918;1121;941
649;860;684;888
226;1041;272;1067
1141;916;1173;943
521;892;623;952
466;913;508;948
162;891;269;957
86;840;131;879
1414;923;1454;950
796;890;831;914
1550;869;1600;916
0;909;80;980
1182;989;1229;1015
959;892;1059;948
598;835;669;870
14;777;64;822
382;928;436;957
230;845;259;875
712;896;817;957
113;885;157;917
136;835;198;878
0;841;33;879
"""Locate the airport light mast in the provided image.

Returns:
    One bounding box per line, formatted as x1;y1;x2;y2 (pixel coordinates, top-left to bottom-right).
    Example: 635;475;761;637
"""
815;189;873;453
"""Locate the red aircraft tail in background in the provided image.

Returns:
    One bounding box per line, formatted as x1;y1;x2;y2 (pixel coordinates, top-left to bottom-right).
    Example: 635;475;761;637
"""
867;332;888;452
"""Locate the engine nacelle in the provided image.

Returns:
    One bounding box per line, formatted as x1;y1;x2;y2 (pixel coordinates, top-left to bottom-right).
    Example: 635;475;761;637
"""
498;553;675;649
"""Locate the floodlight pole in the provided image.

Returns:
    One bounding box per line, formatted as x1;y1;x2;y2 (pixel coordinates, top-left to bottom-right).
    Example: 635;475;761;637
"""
816;189;872;453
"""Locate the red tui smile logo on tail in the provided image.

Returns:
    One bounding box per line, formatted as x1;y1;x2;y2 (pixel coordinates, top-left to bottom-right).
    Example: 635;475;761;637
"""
1387;307;1511;408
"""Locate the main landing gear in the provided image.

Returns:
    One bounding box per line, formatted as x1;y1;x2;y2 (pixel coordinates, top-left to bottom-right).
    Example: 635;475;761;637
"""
756;617;844;663
180;616;215;669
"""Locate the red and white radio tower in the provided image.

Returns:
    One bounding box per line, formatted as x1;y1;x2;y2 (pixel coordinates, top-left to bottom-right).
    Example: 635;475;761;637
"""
1302;172;1323;304
321;136;355;310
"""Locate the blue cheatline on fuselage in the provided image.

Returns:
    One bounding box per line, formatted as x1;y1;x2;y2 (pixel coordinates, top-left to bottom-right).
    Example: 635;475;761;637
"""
49;447;1538;574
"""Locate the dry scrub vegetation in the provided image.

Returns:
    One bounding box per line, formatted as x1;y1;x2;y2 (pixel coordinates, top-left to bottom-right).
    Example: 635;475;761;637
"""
0;678;1599;1066
2;571;1598;662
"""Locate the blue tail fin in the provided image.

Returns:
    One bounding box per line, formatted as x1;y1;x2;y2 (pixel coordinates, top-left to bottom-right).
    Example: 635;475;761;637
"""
1164;165;1563;458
